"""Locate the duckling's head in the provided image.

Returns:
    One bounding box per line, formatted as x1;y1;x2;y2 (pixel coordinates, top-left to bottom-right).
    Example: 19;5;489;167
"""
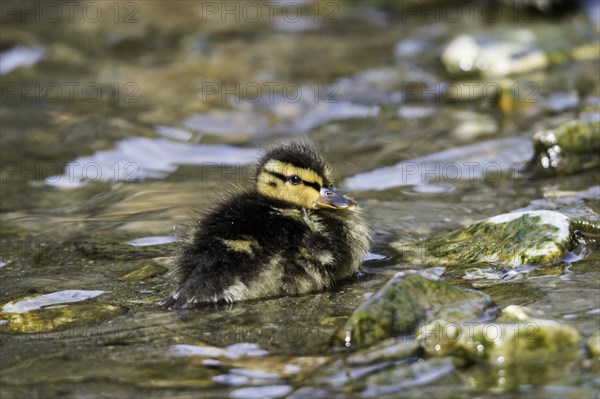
256;142;357;211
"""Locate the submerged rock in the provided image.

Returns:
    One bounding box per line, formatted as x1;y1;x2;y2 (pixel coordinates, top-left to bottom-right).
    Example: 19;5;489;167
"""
395;210;573;267
417;305;581;366
331;271;494;348
119;263;168;281
528;120;600;177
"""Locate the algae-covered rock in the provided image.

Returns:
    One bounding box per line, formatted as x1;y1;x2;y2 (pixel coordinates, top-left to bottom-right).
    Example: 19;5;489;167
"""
417;305;581;366
528;120;600;177
1;304;126;334
586;330;600;357
331;271;494;348
510;187;600;257
517;186;600;217
396;210;573;267
0;290;125;334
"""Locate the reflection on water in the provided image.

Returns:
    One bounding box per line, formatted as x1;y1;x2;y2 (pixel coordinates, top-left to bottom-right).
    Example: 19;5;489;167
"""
127;236;179;247
2;290;105;313
229;385;292;399
344;137;534;191
46;137;258;188
1;0;599;398
171;343;269;359
0;46;46;75
184;92;380;136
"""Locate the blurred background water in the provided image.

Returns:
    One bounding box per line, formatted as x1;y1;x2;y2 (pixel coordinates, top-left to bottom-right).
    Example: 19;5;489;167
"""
1;1;599;398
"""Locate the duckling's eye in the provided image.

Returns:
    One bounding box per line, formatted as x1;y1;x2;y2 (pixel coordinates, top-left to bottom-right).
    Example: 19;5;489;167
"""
327;183;334;189
289;175;302;185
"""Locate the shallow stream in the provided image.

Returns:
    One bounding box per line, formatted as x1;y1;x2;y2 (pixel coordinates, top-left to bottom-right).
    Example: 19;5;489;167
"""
1;1;599;398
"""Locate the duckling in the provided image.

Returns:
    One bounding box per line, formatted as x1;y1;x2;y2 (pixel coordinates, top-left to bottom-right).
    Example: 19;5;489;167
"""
164;142;371;308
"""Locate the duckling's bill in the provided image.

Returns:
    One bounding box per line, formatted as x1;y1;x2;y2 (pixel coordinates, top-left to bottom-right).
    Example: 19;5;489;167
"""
316;187;357;210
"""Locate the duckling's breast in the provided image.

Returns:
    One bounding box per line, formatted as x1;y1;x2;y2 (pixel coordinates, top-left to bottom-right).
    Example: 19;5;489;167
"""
311;208;371;280
273;205;371;280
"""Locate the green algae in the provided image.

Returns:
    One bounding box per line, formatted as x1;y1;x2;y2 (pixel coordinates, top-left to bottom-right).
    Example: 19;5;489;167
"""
1;303;126;334
394;210;573;267
331;271;494;348
417;305;581;366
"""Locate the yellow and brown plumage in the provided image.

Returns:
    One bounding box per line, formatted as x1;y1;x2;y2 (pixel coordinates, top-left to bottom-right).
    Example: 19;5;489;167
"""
164;142;371;307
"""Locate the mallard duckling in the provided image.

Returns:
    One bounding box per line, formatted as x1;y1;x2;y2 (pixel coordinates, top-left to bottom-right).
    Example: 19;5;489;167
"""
164;142;371;307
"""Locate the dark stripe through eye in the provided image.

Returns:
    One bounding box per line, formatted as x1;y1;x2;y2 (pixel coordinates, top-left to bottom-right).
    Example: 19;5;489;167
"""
263;169;321;191
302;181;320;191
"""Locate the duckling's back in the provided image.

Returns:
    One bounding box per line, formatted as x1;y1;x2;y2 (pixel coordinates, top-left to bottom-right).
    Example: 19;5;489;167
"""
166;191;369;307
